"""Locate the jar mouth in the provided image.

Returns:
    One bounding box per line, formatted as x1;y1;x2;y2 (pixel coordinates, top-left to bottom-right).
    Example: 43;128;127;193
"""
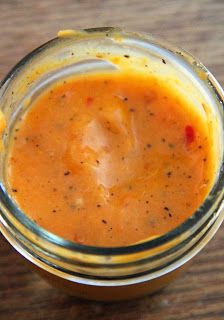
0;27;224;256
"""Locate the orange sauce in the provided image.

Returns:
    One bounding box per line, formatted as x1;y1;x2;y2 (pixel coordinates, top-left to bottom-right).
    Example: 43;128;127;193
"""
8;71;214;246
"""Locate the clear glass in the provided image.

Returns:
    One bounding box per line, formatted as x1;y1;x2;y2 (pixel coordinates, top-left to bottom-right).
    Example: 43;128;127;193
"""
0;27;223;301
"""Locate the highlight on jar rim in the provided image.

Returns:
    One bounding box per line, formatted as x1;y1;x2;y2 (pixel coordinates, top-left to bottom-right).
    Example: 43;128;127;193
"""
0;28;223;301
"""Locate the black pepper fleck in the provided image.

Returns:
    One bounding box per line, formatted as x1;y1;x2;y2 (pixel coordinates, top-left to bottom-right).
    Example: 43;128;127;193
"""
167;171;172;177
64;171;70;176
162;59;166;64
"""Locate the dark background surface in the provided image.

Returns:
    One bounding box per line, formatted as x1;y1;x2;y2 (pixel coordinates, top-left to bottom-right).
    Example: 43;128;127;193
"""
0;1;223;319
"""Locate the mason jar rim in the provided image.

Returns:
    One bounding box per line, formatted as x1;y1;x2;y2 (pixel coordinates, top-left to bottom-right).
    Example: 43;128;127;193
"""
0;27;223;258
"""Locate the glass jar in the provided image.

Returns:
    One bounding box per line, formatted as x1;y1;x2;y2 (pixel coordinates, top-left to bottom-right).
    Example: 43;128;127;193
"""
0;27;223;301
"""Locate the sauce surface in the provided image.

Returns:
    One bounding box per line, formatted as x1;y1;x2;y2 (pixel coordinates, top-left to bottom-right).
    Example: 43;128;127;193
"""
8;71;214;246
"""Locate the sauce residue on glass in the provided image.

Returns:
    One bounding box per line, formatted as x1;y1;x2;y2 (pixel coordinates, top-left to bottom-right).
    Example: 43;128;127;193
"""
8;70;215;246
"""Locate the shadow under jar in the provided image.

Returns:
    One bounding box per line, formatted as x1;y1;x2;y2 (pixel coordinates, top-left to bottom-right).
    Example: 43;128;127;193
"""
0;28;224;301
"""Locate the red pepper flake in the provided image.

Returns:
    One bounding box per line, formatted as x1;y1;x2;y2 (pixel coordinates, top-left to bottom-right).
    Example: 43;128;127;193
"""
86;96;94;106
185;125;195;145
